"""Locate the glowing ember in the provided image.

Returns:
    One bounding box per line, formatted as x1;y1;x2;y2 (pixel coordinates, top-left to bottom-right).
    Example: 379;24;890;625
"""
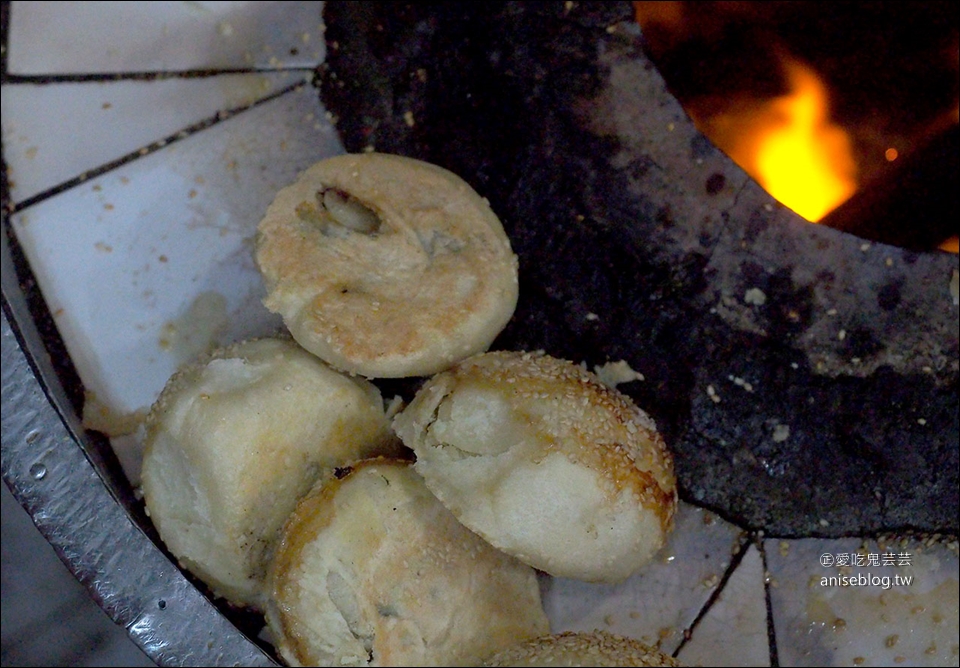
634;1;957;250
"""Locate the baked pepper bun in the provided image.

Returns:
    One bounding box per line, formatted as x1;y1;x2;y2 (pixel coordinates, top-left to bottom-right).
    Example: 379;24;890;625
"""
255;152;519;378
141;338;400;608
393;351;677;583
265;459;549;667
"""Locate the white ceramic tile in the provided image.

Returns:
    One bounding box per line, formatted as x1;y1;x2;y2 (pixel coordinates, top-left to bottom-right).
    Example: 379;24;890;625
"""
541;502;746;654
11;84;344;484
8;1;326;74
2;72;306;203
677;544;770;667
766;537;960;666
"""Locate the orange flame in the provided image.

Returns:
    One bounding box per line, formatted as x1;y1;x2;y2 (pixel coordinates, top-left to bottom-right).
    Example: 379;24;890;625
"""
691;58;858;222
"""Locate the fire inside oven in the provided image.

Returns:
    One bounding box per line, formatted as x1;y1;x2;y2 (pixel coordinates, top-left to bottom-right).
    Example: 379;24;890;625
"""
634;0;959;252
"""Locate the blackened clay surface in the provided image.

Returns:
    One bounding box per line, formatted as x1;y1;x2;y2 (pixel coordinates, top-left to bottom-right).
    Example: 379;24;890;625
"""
319;1;958;536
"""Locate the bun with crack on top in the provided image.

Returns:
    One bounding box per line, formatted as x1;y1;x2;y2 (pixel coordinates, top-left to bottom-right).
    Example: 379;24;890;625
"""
255;152;519;378
393;350;677;583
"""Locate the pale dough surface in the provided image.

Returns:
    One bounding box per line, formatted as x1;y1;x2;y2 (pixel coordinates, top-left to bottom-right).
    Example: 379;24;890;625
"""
266;459;549;667
142;338;399;608
255;153;519;378
394;351;678;583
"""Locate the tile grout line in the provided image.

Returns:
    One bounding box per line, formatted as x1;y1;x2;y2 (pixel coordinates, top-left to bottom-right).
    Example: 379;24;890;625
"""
759;538;781;667
7;77;313;216
0;0;9;80
670;529;752;659
3;67;316;84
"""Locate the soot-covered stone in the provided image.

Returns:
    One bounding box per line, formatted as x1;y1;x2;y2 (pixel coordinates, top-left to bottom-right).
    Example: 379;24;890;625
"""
318;1;958;536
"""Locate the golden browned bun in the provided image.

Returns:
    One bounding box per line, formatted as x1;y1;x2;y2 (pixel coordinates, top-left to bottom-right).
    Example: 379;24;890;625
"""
255;152;519;378
265;459;549;667
483;631;680;667
141;338;399;608
393;351;677;583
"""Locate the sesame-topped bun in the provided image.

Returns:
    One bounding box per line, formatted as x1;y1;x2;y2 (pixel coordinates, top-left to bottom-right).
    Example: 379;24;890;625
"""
265;459;549;667
255;152;519;378
141;338;400;608
483;631;681;667
393;351;677;583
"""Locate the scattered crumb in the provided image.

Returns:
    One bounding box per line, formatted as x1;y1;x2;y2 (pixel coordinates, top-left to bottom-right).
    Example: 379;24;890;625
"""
384;395;405;420
772;424;790;442
706;384;721;403
403;111;415;127
585;312;600;321
593;360;644;388
860;243;871;252
838;329;846;341
763;203;774;212
744;287;767;306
